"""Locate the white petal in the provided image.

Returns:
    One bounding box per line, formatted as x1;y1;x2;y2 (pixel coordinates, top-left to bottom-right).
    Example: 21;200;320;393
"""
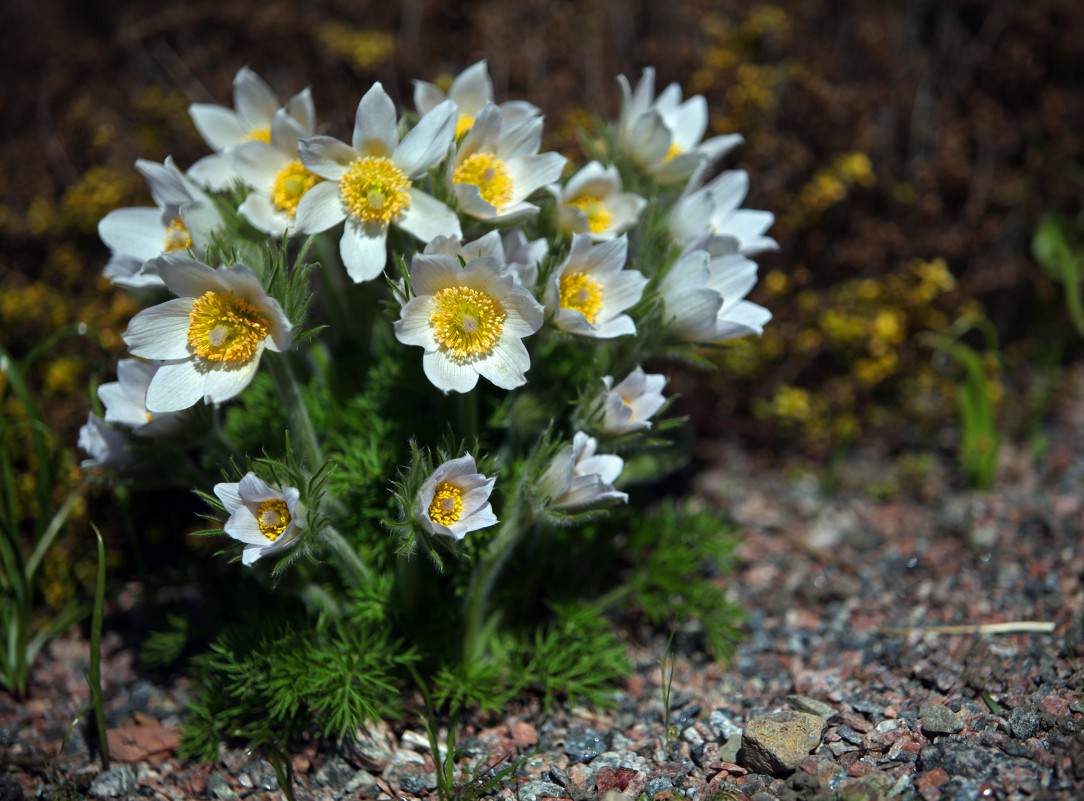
123;299;196;359
422;351;479;393
283;87;316;136
189;104;244;151
395;101;455;177
156;254;219;298
293;181;345;233
449;61;493;116
98;207;168;261
353;84;398;157
201;354;263;404
474;337;530;389
298;136;354;180
413;80;447;115
239;472;278;502
228;141;290;189
145;359;205;413
238;193;289;236
505;152;567;204
410;253;463;296
340;221;388;283
393;296;437;350
234;67;279;130
397;190;462;242
186;154;238;191
496;115;543;158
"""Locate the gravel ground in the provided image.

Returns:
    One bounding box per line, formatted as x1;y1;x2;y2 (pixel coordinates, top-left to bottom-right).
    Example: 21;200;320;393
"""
6;369;1084;801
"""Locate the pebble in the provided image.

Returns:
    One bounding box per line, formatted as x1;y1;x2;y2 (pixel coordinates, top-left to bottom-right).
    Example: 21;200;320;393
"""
518;780;569;801
89;766;136;798
920;704;964;736
707;709;743;741
786;694;838;721
204;771;236;801
741;710;825;776
564;727;611;763
1008;702;1042;740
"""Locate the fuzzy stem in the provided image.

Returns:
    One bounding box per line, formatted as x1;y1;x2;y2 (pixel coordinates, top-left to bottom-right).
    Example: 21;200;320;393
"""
266;354;322;469
461;494;525;663
320;525;372;588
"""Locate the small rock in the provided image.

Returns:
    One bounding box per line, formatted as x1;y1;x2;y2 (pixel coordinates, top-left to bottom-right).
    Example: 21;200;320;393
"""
518;780;569;801
786;695;838;721
345;769;380;799
89;766;137;798
719;734;741;764
920;704;964;736
741;710;825;776
563;728;610;763
512;721;539;748
708;709;743;741
0;778;22;801
317;754;358;791
205;772;237;801
1009;703;1042;740
835;724;864;746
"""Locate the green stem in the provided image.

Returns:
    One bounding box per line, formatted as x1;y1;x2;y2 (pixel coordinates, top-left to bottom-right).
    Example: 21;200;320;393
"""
321;525;371;588
461;496;525;663
457;391;478;445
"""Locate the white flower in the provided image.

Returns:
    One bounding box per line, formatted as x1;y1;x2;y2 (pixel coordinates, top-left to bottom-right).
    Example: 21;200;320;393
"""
600;367;667;435
226;93;322;235
423;230;505;262
501;228;548;289
295;83;461;283
670;170;778;256
658;239;771;344
122;254;292;412
451;104;566;224
98;359;184;436
544;235;647;339
188;67;314;190
213;473;303;566
553;161;646;240
538;432;627;510
616;67;742;184
393;253;544;393
415;454;498;540
97;157;219;289
414;59;539;139
78;414;131;472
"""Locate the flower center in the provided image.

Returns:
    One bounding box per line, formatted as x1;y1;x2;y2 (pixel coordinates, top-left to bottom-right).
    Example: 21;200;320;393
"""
559;272;604;325
455;113;476;139
454;152;514;212
271;160;322;218
663;141;684;162
428;285;507;360
187;290;271;364
427;481;463;526
256;498;291;541
339;156;412;225
163;217;192;253
566;195;613;233
242;125;272;143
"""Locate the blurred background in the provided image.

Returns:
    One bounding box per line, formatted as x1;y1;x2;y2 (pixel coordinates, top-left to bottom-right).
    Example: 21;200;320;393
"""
3;0;1084;600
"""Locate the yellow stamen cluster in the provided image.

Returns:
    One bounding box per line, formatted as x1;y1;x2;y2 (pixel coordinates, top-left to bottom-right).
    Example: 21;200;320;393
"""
243;125;272;143
187;290;270;364
454;152;513;211
163;217;192;253
271;160;322;218
559;272;604;325
429;286;506;360
428;481;463;526
339;156;412;225
566;195;613;234
256;498;291;541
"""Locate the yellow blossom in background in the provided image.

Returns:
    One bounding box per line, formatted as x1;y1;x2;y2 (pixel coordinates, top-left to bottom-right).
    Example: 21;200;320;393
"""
59;165;133;233
316;23;396;73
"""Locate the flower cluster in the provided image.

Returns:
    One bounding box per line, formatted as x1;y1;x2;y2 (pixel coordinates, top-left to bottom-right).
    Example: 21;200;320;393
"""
82;61;775;576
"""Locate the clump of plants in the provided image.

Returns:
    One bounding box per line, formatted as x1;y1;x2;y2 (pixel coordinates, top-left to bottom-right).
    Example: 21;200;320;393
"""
77;62;766;759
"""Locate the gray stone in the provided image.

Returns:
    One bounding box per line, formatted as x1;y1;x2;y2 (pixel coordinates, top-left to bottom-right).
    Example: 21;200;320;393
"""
741;710;825;776
397;767;438;795
206;771;238;801
786;695;838;721
920;704;964;736
707;709;743;741
835;724;864;746
317;754;358;791
0;777;23;801
719;734;742;764
563;727;611;763
88;767;137;799
518;780;569;801
345;769;380;797
1009;703;1042;740
916;740;1001;779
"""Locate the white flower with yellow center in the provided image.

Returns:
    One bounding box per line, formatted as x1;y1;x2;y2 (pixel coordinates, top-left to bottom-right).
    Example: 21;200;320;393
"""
544;235;647;339
600;367;667;435
214;473;303;566
554;161;646;241
226;92;323;235
538;432;627;510
657;239;772;344
98;157;220;289
414;59;540;140
451;103;567;224
670;170;778;256
394;253;544;393
122;254;292;413
295;83;461;283
616;67;743;185
188;67;313;190
98;359;184;437
416;454;498;540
